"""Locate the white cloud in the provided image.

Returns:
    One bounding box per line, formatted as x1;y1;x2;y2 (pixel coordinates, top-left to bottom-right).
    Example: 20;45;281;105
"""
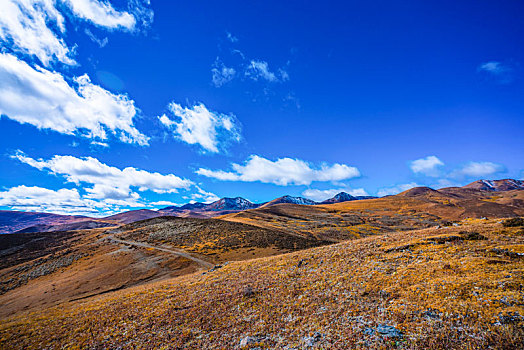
150;200;179;207
226;31;238;43
410;155;444;176
0;0;74;65
0;185;109;216
159;102;241;153
0;53;148;145
62;0;136;30
0;0;152;66
377;182;419;197
196;155;360;186
245;60;289;82
191;186;220;203
302;188;369;202
12;152;194;202
478;61;506;74
211;58;236;87
477;61;514;83
455;161;504;177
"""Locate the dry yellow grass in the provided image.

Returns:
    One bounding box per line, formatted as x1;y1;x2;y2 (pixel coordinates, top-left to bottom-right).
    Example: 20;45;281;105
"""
1;219;523;349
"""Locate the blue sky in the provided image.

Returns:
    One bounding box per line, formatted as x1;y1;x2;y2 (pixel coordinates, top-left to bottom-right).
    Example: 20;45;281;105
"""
0;0;523;216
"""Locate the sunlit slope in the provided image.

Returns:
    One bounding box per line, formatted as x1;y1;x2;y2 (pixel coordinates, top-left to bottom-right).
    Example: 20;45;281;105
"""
221;188;524;240
1;220;523;349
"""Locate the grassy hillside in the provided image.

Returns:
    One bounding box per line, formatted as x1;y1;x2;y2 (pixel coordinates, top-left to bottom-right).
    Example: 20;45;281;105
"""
221;189;524;241
2;219;523;349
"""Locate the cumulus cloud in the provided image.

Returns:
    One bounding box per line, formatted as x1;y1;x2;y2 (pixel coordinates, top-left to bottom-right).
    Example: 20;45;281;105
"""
211;58;236;87
377;182;419;197
302;188;369;202
12;152;193;202
410;155;444;176
0;53;148;145
454;161;504;178
477;61;514;83
196;155;360;186
159;102;241;153
245;60;288;82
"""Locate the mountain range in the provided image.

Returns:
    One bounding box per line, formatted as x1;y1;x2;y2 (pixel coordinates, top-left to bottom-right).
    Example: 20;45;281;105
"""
0;178;522;234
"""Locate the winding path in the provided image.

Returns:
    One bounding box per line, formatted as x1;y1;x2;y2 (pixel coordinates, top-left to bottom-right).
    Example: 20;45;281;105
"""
106;234;214;269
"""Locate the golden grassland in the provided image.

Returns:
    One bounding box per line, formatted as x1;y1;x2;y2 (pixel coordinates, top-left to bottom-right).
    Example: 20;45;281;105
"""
1;220;523;349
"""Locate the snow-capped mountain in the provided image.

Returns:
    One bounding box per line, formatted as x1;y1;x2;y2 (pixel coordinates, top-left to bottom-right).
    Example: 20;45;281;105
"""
464;179;524;192
321;192;357;204
261;195;317;207
205;197;259;211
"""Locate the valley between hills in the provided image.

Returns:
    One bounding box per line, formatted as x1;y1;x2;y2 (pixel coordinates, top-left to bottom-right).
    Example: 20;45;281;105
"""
0;179;523;349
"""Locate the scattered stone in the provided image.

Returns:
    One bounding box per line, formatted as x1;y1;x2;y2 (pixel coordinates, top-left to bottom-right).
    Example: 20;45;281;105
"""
490;248;524;259
209;265;222;272
375;324;403;338
303;332;322;347
378;290;391;299
364;327;375;336
422;308;441;320
239;336;260;348
241;286;255;297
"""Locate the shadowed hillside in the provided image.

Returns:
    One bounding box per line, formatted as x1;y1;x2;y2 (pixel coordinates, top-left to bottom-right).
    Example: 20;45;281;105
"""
0;216;329;318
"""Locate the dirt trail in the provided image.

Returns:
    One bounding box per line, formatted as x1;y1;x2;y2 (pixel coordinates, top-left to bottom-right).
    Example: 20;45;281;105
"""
106;234;214;269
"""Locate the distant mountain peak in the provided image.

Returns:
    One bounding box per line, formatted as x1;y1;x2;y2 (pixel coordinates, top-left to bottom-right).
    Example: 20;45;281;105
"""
463;179;524;192
206;197;258;211
321;192;356;204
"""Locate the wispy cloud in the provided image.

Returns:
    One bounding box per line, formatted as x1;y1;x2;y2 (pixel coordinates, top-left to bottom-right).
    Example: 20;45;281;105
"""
196;155;360;186
211;58;236;87
84;28;108;48
477;61;515;84
226;31;238;43
158;102;241;153
245;60;288;82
